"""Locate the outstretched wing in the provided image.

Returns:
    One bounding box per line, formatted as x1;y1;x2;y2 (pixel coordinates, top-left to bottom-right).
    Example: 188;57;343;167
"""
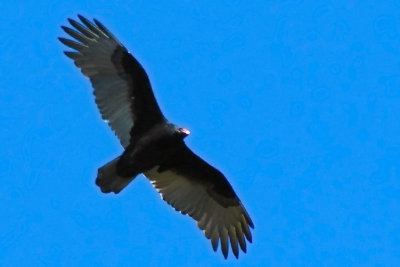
144;144;254;259
59;15;165;148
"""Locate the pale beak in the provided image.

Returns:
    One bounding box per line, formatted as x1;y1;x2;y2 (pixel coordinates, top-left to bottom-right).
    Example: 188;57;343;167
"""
181;128;190;135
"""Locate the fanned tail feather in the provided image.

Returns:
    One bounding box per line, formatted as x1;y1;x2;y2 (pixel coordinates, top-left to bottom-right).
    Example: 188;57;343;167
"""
96;157;135;193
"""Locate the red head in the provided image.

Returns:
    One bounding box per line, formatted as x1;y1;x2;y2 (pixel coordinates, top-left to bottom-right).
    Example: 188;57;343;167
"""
179;128;190;138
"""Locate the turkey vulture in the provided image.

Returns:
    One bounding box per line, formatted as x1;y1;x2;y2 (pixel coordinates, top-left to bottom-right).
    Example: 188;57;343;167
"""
59;15;254;259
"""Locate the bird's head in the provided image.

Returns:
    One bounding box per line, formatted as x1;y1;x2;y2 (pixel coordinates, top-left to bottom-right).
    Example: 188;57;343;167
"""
177;127;190;139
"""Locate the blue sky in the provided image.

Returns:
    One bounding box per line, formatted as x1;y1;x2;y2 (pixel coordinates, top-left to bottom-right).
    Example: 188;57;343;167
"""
1;0;400;266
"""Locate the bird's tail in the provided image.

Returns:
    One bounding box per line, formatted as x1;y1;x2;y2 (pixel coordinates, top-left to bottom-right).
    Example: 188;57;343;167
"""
95;157;135;194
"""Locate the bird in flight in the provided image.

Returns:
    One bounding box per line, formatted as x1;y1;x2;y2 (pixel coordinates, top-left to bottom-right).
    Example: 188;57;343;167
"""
59;15;254;259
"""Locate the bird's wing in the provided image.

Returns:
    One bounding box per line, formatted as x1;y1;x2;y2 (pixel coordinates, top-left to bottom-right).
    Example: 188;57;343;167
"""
59;15;165;148
143;144;254;259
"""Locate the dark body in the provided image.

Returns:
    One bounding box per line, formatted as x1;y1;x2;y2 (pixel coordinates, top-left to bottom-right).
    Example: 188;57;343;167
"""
60;15;253;259
117;123;185;178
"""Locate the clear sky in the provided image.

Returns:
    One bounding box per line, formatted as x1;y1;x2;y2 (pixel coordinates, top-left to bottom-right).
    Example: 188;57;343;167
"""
1;0;400;266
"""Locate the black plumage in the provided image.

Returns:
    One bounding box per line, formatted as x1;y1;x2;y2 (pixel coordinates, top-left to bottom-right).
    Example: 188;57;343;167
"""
59;15;254;259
